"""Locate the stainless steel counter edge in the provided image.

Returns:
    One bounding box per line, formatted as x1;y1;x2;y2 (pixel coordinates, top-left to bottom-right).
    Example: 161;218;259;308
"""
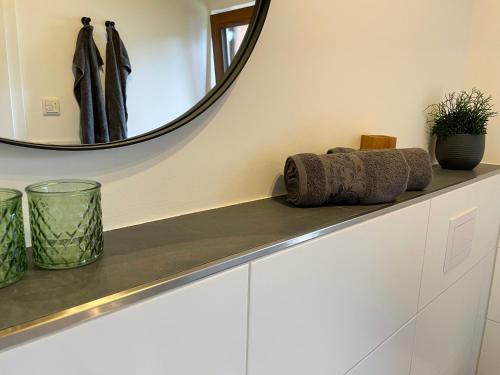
1;167;499;352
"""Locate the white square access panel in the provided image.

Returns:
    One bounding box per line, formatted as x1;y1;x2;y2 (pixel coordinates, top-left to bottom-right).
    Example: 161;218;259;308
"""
444;207;477;274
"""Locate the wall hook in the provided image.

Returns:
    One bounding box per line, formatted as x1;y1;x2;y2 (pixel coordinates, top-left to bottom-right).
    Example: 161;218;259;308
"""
81;17;91;26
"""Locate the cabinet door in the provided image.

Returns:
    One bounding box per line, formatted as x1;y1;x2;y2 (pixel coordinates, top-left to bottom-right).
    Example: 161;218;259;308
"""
477;320;500;375
411;252;495;375
0;266;249;375
248;202;430;375
345;319;416;375
487;249;500;323
419;175;500;309
469;249;497;374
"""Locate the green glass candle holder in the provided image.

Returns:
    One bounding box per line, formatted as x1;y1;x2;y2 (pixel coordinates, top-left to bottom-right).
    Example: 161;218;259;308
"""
26;180;103;270
0;189;27;288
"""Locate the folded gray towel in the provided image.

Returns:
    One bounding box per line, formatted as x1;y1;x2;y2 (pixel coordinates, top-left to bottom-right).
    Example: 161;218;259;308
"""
327;147;433;191
285;150;410;206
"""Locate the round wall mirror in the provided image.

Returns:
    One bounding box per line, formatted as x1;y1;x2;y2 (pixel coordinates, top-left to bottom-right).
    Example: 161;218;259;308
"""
0;0;270;150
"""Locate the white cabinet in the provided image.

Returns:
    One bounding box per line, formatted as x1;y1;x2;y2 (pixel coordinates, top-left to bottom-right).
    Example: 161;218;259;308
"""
410;252;496;375
0;266;250;375
477;320;500;375
470;250;498;374
487;252;500;323
419;175;500;309
345;319;416;375
1;175;498;375
247;202;430;375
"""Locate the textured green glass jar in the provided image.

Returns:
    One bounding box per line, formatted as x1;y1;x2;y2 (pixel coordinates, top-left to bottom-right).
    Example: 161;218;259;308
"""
0;189;27;288
26;180;103;270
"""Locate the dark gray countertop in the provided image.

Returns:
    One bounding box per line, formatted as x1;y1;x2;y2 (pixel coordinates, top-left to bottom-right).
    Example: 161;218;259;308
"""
1;164;499;350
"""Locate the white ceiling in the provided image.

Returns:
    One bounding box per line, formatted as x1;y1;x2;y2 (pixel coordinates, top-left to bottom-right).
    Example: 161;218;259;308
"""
205;0;255;11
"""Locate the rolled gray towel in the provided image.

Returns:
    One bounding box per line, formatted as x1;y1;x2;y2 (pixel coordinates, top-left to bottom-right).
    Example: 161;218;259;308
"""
399;148;433;190
327;147;433;191
285;153;330;206
328;147;356;154
285;150;410;206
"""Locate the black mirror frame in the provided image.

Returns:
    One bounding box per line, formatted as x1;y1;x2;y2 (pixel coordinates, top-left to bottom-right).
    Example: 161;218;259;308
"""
0;0;271;151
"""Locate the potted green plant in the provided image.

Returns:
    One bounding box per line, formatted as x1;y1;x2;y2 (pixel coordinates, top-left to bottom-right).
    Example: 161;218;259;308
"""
426;88;498;170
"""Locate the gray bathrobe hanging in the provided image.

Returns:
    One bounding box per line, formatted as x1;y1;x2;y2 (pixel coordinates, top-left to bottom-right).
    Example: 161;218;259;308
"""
73;25;109;144
106;24;131;141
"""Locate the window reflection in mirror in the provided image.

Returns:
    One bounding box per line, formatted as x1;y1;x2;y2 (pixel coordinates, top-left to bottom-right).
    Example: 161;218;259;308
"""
0;0;257;146
210;3;254;84
223;25;249;70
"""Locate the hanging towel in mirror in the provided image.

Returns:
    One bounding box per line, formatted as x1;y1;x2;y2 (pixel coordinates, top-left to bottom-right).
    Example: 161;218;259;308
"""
106;24;131;142
73;25;109;144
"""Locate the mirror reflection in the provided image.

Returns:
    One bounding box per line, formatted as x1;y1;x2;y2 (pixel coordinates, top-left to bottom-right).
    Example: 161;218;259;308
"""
0;0;256;145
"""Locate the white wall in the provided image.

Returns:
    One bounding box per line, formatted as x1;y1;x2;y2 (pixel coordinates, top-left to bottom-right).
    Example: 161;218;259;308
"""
466;0;500;164
2;0;211;143
1;0;26;140
0;0;482;236
466;1;500;373
0;1;14;138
